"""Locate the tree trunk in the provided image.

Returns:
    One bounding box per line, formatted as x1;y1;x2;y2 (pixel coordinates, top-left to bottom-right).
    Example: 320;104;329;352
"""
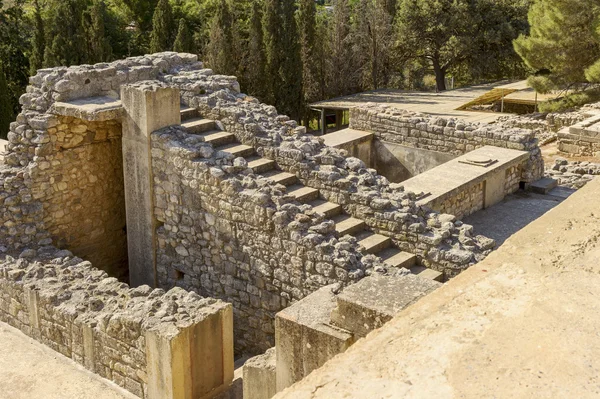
432;59;446;92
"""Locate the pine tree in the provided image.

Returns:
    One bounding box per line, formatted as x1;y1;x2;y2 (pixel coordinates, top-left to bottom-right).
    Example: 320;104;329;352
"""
278;0;303;121
514;0;600;91
173;19;193;53
206;0;235;75
149;0;174;53
86;0;113;63
298;0;319;123
245;0;268;101
262;0;282;105
0;64;14;140
29;0;45;75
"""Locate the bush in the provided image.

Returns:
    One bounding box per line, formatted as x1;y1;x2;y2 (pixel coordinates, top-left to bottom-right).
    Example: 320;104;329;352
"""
538;87;600;113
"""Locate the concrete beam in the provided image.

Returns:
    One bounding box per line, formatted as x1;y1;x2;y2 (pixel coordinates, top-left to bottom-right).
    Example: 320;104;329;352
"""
121;82;181;287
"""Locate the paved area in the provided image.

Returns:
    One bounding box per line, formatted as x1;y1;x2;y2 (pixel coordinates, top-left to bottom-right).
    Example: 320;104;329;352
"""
464;190;572;246
275;178;600;399
0;322;135;399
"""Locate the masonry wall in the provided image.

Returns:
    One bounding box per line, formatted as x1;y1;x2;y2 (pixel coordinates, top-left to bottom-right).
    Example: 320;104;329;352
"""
34;116;128;279
349;105;544;184
0;248;231;398
151;127;381;354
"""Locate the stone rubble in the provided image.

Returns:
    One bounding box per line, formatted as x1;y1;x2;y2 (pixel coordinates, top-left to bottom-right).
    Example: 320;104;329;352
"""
545;158;600;189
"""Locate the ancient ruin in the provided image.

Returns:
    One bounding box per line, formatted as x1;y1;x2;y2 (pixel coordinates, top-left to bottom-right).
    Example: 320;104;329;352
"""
1;52;597;399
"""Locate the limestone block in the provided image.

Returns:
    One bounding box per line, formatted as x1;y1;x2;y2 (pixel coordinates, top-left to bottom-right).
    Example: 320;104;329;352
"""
243;348;277;399
145;303;234;399
275;285;354;392
330;274;441;338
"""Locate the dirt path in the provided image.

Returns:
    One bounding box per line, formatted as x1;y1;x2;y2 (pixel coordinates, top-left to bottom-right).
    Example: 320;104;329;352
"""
0;323;136;399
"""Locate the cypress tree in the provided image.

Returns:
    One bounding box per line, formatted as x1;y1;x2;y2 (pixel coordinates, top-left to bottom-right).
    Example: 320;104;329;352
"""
43;0;88;67
86;0;113;63
327;0;354;97
173;19;193;53
149;0;174;53
245;1;268;101
0;64;14;140
298;0;319;124
206;0;235;75
262;0;282;106
29;0;45;75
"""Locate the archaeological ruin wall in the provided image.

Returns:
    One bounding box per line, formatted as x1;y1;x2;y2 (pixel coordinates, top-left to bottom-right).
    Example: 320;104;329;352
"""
349;104;545;184
0;248;233;399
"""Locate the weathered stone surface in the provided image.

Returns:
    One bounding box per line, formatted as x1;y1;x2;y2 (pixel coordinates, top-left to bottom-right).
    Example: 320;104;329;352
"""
330;274;441;338
244;348;277;399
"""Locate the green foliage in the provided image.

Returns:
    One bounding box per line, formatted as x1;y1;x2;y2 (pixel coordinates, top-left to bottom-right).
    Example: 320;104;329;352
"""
206;0;235;75
43;0;90;67
173;18;193;53
277;0;303;121
327;0;355;97
149;0;174;53
262;0;282;105
298;0;319;112
29;0;44;75
538;87;600;113
514;0;600;90
0;63;14;140
0;0;29;115
245;0;267;101
85;0;113;63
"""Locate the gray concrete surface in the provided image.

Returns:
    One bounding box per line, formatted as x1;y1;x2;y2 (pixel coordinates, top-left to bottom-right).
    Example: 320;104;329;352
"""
0;322;136;399
464;190;572;246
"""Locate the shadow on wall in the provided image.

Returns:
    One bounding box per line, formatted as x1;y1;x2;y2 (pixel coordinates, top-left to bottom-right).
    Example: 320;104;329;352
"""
372;140;456;184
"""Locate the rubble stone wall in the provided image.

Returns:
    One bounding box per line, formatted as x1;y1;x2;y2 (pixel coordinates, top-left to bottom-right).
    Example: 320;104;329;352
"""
151;126;386;354
349;105;544;183
0;247;230;398
35;115;127;279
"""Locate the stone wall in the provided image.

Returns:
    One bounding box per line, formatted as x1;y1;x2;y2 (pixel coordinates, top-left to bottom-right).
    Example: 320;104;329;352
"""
35;115;127;279
349;105;544;183
151;126;388;354
429;182;485;221
0;247;232;399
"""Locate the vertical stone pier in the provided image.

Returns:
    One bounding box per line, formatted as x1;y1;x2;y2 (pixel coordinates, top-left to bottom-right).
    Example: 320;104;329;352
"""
121;82;181;287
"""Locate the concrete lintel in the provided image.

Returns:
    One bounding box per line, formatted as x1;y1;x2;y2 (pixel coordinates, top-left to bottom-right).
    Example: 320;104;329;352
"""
51;96;123;121
331;274;441;338
322;128;374;148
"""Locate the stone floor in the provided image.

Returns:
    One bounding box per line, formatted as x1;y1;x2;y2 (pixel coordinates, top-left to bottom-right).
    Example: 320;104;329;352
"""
464;189;573;246
0;322;135;399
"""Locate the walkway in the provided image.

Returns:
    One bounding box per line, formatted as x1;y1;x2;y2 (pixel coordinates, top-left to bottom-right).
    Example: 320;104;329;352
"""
0;322;135;399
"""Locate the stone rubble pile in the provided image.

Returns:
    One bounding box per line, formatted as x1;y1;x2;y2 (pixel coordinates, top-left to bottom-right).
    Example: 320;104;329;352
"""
545;158;600;189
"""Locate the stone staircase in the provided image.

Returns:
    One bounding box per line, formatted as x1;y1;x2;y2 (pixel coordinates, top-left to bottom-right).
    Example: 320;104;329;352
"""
180;106;443;281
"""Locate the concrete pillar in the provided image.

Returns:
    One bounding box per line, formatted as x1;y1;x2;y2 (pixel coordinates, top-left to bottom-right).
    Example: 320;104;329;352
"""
121;83;181;287
320;109;327;136
243;348;277;399
145;304;234;399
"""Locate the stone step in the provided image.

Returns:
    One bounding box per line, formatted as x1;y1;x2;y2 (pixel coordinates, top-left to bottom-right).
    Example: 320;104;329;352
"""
332;215;366;236
286;185;320;202
378;248;417;269
262;170;298;186
180;105;198;121
355;231;392;254
201;130;236;146
411;266;444;282
529;177;558;195
182;118;216;134
247;157;276;173
216;143;255;158
309;200;343;218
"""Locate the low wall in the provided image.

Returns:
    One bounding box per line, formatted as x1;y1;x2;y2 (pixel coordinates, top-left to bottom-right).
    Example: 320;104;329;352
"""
557;114;600;157
0;248;233;399
349;105;544;184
